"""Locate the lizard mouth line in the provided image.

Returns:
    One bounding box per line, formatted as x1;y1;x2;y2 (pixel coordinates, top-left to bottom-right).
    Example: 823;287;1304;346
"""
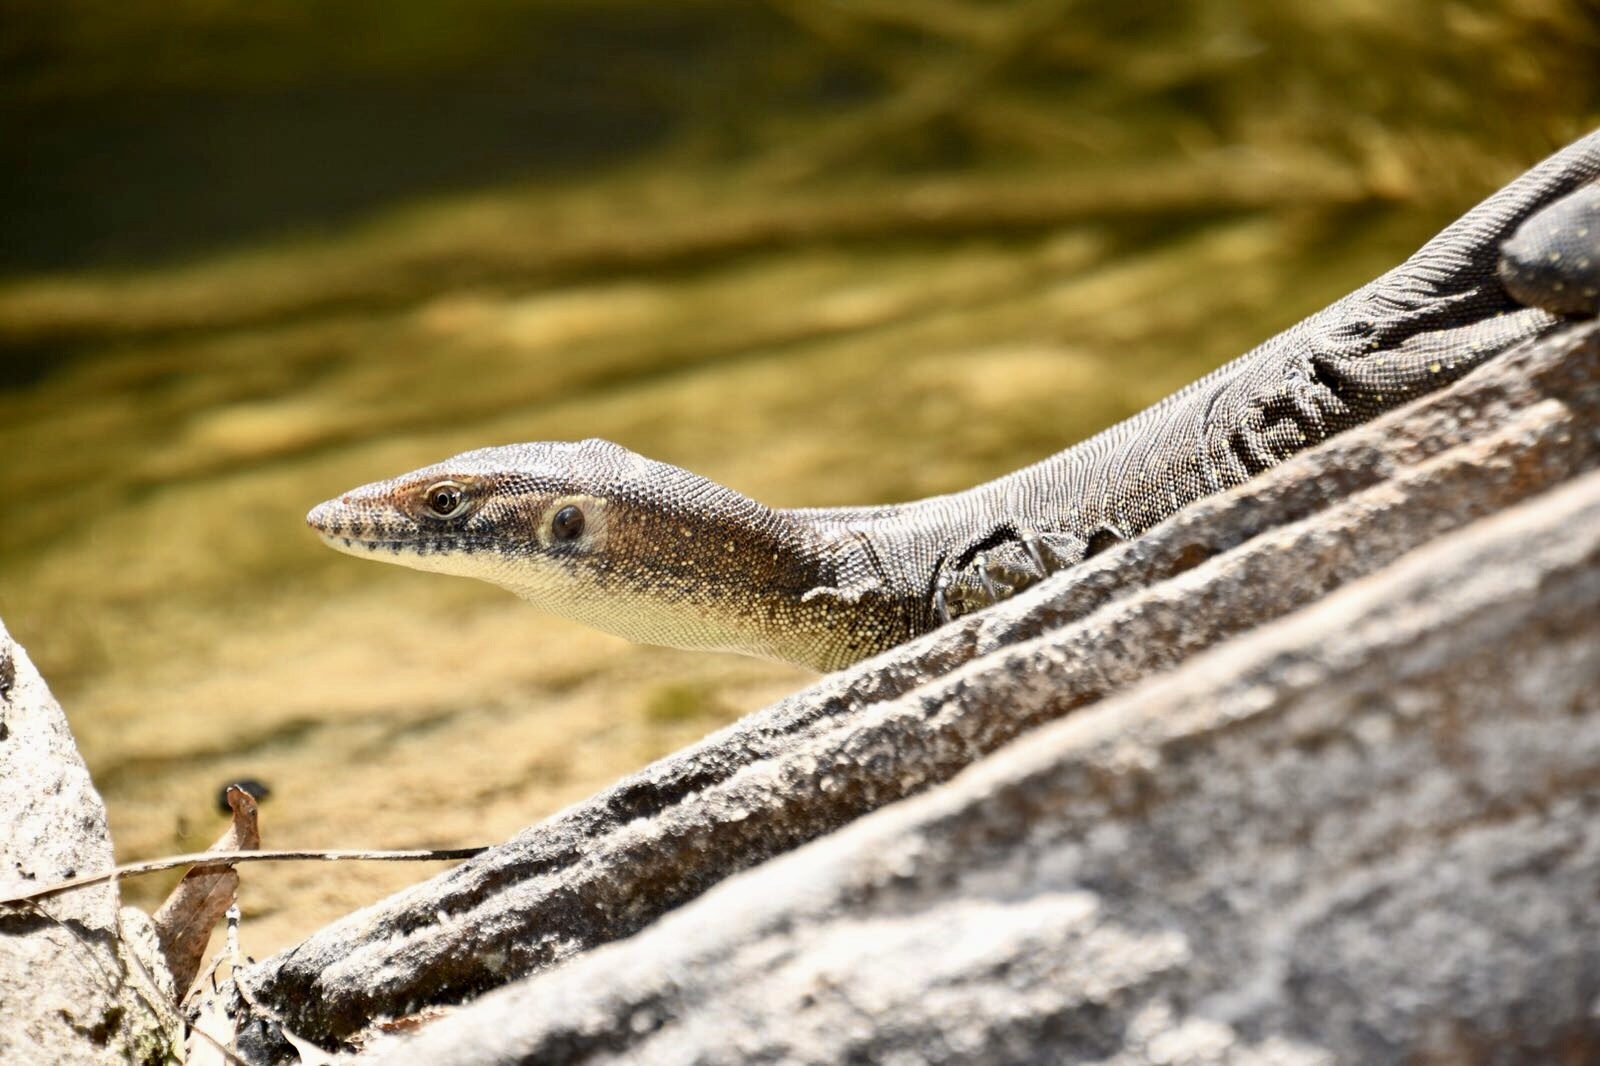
314;531;501;557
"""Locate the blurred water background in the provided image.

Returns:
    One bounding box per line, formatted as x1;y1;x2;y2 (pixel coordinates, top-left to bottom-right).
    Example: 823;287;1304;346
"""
1;0;1596;952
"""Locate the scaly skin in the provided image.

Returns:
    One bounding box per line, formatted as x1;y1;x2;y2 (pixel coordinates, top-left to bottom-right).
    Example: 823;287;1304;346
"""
309;131;1600;671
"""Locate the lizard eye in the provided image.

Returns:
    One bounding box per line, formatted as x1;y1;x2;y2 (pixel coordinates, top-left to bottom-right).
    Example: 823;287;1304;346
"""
423;481;470;518
551;504;585;542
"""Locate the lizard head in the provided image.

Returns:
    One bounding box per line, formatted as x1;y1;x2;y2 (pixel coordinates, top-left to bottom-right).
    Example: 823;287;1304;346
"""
306;439;849;664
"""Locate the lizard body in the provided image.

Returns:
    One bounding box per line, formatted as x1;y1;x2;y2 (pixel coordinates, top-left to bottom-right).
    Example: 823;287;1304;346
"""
309;131;1600;670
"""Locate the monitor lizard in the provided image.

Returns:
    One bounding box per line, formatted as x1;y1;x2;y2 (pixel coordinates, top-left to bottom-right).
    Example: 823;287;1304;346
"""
308;130;1600;671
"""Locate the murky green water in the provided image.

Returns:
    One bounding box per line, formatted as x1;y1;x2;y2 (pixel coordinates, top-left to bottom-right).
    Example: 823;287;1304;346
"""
1;2;1595;953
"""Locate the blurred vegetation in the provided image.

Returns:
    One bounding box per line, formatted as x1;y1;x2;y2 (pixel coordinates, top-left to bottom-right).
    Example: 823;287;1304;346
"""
2;0;1596;274
642;680;731;727
0;0;1595;952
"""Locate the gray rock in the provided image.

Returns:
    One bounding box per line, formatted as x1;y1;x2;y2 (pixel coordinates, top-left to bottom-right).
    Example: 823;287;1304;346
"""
368;428;1600;1065
233;321;1600;1061
0;618;180;1064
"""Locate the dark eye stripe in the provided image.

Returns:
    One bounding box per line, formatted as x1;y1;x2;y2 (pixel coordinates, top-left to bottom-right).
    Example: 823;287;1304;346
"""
552;504;585;541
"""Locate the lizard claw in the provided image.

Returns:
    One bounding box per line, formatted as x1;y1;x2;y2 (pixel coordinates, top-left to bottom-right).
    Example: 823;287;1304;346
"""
1018;529;1049;575
974;552;1002;603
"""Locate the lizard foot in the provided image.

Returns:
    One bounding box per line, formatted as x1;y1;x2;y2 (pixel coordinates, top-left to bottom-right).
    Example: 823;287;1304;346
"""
933;529;1089;623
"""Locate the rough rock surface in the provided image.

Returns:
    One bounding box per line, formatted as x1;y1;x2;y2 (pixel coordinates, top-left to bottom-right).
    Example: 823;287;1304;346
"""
0;618;179;1064
232;321;1600;1059
369;462;1600;1065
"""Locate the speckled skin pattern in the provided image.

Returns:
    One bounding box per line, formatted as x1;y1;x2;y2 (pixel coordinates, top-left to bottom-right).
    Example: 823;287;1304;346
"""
1499;180;1600;315
310;132;1600;671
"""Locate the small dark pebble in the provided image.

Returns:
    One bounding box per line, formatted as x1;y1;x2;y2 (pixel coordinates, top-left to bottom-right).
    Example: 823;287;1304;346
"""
0;647;14;702
217;778;273;814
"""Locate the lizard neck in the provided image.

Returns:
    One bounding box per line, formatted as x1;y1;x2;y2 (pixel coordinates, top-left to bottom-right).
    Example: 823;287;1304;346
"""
777;512;933;668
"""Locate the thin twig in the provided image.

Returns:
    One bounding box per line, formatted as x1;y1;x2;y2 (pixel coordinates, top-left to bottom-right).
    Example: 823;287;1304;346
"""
0;846;488;904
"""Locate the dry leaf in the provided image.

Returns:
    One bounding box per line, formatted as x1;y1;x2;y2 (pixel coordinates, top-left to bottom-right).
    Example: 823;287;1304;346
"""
152;784;261;995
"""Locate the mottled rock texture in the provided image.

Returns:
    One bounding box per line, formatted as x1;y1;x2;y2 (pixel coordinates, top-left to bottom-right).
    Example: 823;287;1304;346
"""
0;618;178;1064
